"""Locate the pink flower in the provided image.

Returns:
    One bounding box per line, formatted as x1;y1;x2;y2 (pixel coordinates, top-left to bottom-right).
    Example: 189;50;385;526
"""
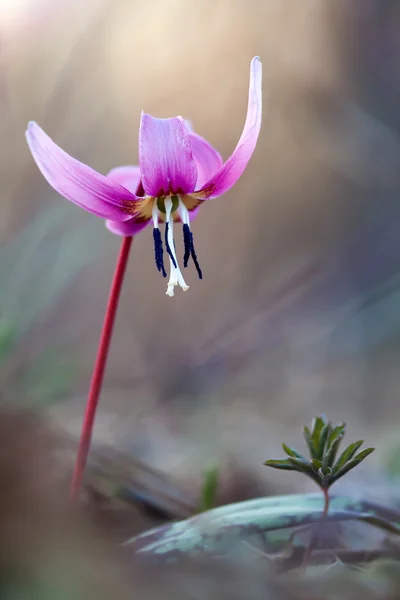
26;57;262;296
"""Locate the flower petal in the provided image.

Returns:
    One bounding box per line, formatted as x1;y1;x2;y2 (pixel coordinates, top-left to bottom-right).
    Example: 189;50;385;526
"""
195;57;262;199
189;132;223;188
139;113;197;197
107;165;142;194
26;122;138;220
105;217;151;236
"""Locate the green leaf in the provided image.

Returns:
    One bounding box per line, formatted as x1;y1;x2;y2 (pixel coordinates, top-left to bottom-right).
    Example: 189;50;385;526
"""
287;457;321;485
323;434;344;470
333;440;364;473
356;513;400;536
331;448;375;482
282;443;306;460
303;426;318;459
311;416;326;447
287;457;311;469
353;447;375;463
0;320;16;363
328;423;346;447
318;466;332;478
263;459;297;471
199;466;219;513
126;493;400;558
317;423;332;460
311;459;323;470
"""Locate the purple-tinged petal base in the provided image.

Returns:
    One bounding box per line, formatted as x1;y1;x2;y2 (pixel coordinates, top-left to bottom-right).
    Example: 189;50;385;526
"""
139;113;197;197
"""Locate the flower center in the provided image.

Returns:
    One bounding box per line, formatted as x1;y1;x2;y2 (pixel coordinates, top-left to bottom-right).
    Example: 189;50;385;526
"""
152;195;202;297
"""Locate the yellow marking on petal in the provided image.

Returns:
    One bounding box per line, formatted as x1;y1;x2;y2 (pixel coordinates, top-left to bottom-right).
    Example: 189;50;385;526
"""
121;197;154;219
190;186;215;200
180;194;204;211
121;193;202;222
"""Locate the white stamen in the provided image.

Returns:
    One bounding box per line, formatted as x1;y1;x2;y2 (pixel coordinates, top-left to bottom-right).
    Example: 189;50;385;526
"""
165;197;189;296
152;200;159;228
178;195;190;226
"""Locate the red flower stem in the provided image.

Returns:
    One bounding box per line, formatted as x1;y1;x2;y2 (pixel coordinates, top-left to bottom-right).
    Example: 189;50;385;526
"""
70;236;133;501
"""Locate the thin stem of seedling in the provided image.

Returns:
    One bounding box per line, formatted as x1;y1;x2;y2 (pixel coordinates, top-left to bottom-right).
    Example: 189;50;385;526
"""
70;236;133;501
302;486;331;565
322;487;330;518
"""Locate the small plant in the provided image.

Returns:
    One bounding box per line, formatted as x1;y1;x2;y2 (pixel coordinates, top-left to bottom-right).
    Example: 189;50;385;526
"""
127;416;400;572
264;415;374;516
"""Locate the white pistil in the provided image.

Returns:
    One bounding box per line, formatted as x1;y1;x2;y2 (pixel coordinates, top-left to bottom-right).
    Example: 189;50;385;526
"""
165;197;189;297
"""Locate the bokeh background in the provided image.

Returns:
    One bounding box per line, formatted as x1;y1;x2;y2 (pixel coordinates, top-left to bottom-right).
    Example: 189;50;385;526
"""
2;0;400;513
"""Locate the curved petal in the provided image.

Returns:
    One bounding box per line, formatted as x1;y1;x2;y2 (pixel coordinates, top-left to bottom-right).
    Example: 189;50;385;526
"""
195;57;262;199
107;165;142;194
139;113;197;197
26;122;138;220
105;216;151;236
189;132;223;188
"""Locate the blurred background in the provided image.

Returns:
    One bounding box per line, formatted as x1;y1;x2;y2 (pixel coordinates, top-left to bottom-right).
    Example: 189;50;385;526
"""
2;0;400;524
